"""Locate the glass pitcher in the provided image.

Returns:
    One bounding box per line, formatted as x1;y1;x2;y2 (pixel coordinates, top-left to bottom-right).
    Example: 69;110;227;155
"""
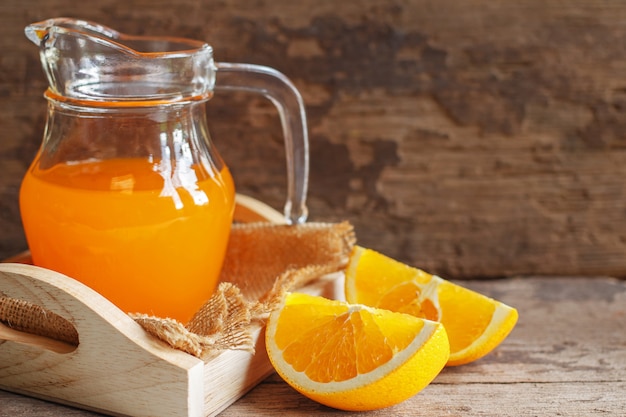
20;18;309;323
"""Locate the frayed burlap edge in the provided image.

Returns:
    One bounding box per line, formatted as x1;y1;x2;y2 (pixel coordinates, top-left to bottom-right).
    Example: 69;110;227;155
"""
131;263;339;359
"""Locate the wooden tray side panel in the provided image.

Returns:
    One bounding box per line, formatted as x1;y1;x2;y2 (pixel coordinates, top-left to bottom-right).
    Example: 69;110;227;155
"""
0;263;205;417
0;254;345;417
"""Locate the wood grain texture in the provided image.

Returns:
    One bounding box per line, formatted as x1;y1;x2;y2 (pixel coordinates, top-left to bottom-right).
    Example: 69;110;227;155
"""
1;1;626;278
2;276;625;416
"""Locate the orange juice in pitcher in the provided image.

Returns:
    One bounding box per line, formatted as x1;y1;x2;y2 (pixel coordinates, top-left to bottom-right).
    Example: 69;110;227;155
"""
21;18;309;323
21;157;234;322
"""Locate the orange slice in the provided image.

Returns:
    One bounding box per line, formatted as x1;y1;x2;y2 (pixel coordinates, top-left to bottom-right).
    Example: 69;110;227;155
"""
345;246;518;366
265;292;449;411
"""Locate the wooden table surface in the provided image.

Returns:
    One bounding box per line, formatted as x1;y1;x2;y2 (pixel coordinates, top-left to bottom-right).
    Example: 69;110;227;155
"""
1;276;625;416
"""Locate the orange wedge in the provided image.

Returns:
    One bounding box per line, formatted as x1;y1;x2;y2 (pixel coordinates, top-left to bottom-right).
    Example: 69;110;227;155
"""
265;292;449;411
345;246;518;366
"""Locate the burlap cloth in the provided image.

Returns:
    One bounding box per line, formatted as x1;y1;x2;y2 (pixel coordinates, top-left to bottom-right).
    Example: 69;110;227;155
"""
0;221;355;360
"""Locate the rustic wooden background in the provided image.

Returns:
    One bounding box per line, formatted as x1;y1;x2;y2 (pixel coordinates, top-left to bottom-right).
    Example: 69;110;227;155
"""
1;0;625;279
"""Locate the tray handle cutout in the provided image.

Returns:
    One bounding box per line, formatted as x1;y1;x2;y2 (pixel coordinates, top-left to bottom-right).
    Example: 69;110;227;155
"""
0;295;78;354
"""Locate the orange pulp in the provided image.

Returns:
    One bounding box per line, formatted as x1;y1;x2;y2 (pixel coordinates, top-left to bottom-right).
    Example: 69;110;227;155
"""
20;157;235;323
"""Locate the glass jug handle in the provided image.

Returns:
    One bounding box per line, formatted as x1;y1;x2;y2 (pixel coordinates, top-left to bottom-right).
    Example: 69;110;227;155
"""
214;63;309;225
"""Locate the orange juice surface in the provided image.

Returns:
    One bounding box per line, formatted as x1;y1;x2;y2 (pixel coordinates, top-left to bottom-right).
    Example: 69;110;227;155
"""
20;157;235;323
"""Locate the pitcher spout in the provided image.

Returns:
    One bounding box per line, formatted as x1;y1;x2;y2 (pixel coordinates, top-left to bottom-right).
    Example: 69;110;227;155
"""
25;17;216;103
25;17;121;45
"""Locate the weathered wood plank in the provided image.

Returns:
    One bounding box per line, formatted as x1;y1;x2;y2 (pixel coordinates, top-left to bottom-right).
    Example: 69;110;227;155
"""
220;377;626;416
3;379;625;417
1;1;626;278
2;276;624;416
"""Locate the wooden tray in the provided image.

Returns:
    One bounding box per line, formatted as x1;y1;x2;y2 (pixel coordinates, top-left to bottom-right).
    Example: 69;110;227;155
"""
0;195;342;417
